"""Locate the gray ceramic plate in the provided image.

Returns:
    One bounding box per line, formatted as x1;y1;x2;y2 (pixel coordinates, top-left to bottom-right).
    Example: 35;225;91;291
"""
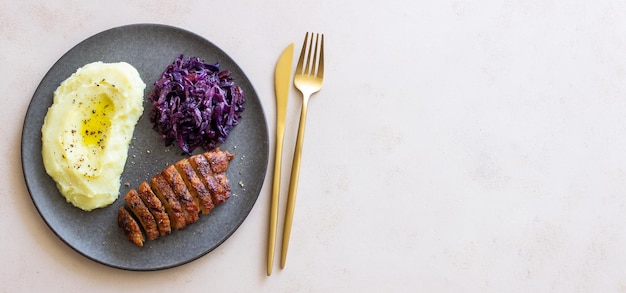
21;24;268;271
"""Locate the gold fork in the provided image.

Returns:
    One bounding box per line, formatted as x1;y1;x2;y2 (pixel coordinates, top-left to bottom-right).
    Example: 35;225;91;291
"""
280;32;324;269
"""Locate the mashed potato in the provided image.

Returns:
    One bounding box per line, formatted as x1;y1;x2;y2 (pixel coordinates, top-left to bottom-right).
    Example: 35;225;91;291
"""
42;61;145;211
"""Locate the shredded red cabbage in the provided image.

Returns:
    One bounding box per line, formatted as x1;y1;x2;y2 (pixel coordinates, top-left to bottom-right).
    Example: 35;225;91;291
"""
148;55;245;155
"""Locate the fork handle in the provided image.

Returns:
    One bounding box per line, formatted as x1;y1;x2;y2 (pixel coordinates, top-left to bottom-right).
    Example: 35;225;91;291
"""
280;96;310;269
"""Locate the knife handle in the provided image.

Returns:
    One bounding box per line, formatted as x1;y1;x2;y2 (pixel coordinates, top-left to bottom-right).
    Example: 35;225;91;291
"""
268;123;285;276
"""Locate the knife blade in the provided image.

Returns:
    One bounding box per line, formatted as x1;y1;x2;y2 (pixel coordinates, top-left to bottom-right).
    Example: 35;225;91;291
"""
268;43;294;276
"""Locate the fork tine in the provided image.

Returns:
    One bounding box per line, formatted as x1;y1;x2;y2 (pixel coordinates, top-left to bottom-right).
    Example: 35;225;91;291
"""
295;32;308;76
318;34;324;79
309;33;319;76
304;33;315;75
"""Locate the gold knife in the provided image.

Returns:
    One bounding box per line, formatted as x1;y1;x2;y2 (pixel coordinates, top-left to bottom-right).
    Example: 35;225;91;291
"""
267;43;294;276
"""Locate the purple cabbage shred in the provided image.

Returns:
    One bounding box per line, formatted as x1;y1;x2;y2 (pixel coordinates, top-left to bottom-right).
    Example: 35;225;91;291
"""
148;55;245;155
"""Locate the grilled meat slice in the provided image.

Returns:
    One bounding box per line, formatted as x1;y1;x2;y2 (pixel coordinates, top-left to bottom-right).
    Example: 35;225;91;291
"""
175;158;215;215
125;189;159;241
189;154;228;205
162;164;200;225
204;148;234;174
215;173;232;201
137;181;171;236
151;173;186;230
118;206;145;247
